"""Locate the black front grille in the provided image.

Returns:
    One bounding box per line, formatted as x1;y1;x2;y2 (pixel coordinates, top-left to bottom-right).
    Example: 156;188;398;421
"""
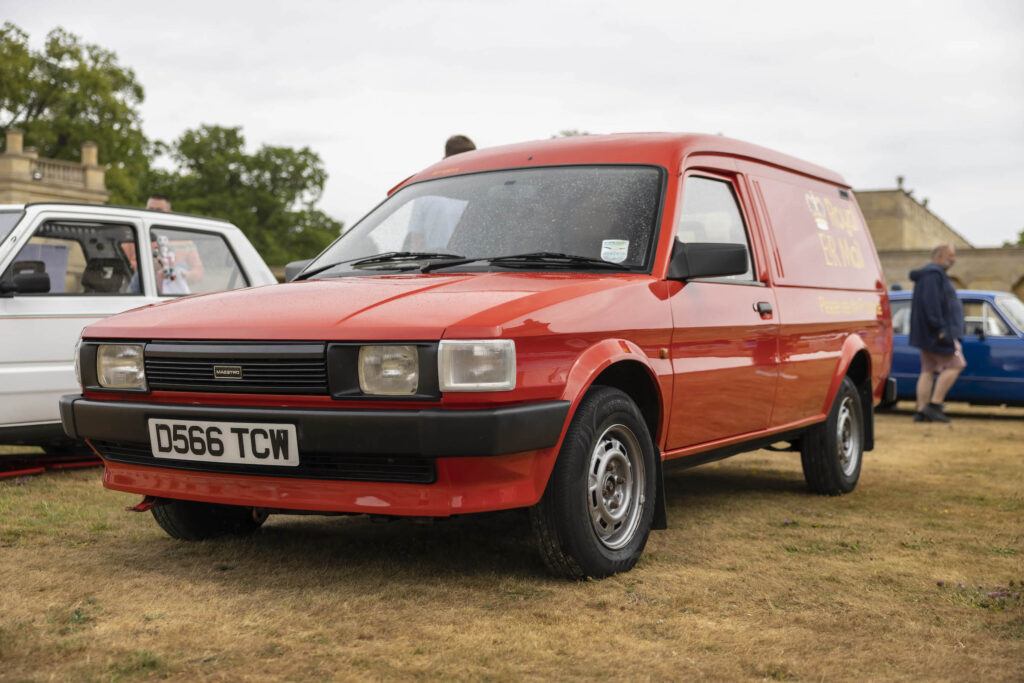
145;357;328;393
144;342;328;394
92;440;436;485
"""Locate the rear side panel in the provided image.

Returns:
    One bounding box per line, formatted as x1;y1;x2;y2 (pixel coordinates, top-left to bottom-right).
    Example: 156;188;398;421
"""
745;161;891;422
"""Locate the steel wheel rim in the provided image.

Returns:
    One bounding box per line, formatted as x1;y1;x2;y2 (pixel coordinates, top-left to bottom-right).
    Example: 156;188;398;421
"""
836;395;861;477
587;423;645;550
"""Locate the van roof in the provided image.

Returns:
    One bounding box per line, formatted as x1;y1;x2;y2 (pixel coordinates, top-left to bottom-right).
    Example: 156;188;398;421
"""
404;133;849;188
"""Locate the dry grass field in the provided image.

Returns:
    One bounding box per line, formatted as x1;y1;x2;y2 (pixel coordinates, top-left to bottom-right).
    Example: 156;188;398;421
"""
1;404;1022;681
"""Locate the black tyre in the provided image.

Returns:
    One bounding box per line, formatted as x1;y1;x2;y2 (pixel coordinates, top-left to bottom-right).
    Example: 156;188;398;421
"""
800;376;863;495
151;500;267;541
530;386;656;579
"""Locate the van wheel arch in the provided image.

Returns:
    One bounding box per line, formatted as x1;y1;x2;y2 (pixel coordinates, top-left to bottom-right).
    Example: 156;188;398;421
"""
579;362;667;531
589;361;662;442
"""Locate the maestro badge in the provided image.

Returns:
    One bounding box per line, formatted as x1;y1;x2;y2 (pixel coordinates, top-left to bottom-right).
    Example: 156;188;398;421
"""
213;365;243;380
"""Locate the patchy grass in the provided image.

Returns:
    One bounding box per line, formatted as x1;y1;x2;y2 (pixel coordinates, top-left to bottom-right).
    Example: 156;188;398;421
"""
0;403;1022;680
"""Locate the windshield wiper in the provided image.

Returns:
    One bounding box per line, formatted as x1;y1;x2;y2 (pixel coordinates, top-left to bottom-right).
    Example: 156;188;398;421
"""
350;252;467;268
296;252;466;280
424;251;632;272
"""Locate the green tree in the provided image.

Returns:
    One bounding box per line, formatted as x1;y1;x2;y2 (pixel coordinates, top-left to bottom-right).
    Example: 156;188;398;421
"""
0;22;150;205
145;125;342;264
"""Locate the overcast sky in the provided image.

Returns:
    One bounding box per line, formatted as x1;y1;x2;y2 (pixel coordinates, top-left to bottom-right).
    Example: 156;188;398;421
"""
7;0;1023;246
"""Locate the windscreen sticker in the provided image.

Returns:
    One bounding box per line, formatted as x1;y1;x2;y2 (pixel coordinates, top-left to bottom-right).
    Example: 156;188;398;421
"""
601;239;629;263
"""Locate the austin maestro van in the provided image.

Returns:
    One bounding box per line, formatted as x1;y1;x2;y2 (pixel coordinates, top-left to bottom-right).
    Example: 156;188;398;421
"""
61;134;893;578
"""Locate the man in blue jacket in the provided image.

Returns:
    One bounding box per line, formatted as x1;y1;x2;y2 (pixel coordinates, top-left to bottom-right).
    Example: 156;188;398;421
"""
908;244;965;422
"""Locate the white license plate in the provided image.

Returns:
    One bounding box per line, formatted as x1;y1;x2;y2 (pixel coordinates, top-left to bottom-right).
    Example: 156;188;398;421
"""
148;419;299;467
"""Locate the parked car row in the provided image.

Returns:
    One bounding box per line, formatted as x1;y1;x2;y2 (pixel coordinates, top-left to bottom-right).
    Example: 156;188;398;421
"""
887;289;1024;406
0;204;277;452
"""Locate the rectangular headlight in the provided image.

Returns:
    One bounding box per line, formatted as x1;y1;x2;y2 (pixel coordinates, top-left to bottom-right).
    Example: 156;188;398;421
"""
96;344;147;390
438;340;516;392
359;345;419;395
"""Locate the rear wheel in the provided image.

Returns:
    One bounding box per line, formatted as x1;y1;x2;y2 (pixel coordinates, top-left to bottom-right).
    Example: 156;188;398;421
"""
801;376;863;495
530;386;656;579
152;500;267;540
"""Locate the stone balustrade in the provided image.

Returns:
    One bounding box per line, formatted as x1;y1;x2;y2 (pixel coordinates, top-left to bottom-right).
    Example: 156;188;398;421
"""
0;129;108;204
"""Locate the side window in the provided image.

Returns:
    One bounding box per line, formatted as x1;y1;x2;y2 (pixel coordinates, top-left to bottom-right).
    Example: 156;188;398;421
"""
1;221;139;295
150;227;248;296
676;176;754;280
890;300;911;335
963;301;1012;337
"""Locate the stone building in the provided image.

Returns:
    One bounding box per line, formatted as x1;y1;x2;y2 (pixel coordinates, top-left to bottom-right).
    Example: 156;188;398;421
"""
857;181;1024;300
0;129;108;205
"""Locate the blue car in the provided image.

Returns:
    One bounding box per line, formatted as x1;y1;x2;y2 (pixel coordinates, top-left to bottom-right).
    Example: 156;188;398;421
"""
889;289;1024;406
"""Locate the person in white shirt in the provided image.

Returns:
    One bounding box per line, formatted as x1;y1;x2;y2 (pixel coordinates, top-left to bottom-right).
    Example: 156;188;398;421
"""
407;135;476;252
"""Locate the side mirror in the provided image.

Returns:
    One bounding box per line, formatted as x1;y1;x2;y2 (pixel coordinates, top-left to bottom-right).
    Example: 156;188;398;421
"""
667;241;749;281
0;271;51;296
285;259;312;282
977;327;986;341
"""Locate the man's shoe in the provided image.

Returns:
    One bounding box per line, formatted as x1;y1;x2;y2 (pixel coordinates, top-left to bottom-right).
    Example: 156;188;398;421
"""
913;411;932;422
922;403;951;423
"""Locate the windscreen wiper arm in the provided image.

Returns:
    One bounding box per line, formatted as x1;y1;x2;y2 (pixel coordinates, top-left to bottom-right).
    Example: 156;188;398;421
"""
296;252;466;279
423;251;632;272
350;251;467;268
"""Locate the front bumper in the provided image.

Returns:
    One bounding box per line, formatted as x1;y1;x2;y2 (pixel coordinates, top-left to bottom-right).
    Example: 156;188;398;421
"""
60;394;571;516
60;395;570;458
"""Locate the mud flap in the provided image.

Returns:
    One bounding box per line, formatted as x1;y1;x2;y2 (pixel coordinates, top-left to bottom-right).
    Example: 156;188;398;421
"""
651;450;667;530
860;379;875;452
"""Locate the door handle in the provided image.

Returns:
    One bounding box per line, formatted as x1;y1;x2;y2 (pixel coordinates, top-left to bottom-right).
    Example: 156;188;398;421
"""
755;301;773;315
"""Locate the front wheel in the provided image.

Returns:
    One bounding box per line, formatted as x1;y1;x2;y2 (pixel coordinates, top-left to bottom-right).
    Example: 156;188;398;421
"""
152;500;267;541
530;386;656;579
800;376;864;495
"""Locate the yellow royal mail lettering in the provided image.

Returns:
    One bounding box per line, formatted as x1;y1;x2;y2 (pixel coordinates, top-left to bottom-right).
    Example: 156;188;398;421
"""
824;199;859;237
805;192;830;231
837;235;866;269
818;232;840;266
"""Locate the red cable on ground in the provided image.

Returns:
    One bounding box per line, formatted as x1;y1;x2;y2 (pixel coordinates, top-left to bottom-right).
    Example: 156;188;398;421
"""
45;460;103;470
1;453;103;479
0;467;47;479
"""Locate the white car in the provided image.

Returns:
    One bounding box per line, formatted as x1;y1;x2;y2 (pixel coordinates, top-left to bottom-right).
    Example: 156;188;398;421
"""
0;203;277;452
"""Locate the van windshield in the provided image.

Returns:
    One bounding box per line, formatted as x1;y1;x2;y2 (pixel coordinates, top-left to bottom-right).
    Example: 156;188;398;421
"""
305;166;663;276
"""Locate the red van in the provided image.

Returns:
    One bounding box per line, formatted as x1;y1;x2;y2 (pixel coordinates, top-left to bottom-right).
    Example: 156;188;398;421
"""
61;134;893;578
